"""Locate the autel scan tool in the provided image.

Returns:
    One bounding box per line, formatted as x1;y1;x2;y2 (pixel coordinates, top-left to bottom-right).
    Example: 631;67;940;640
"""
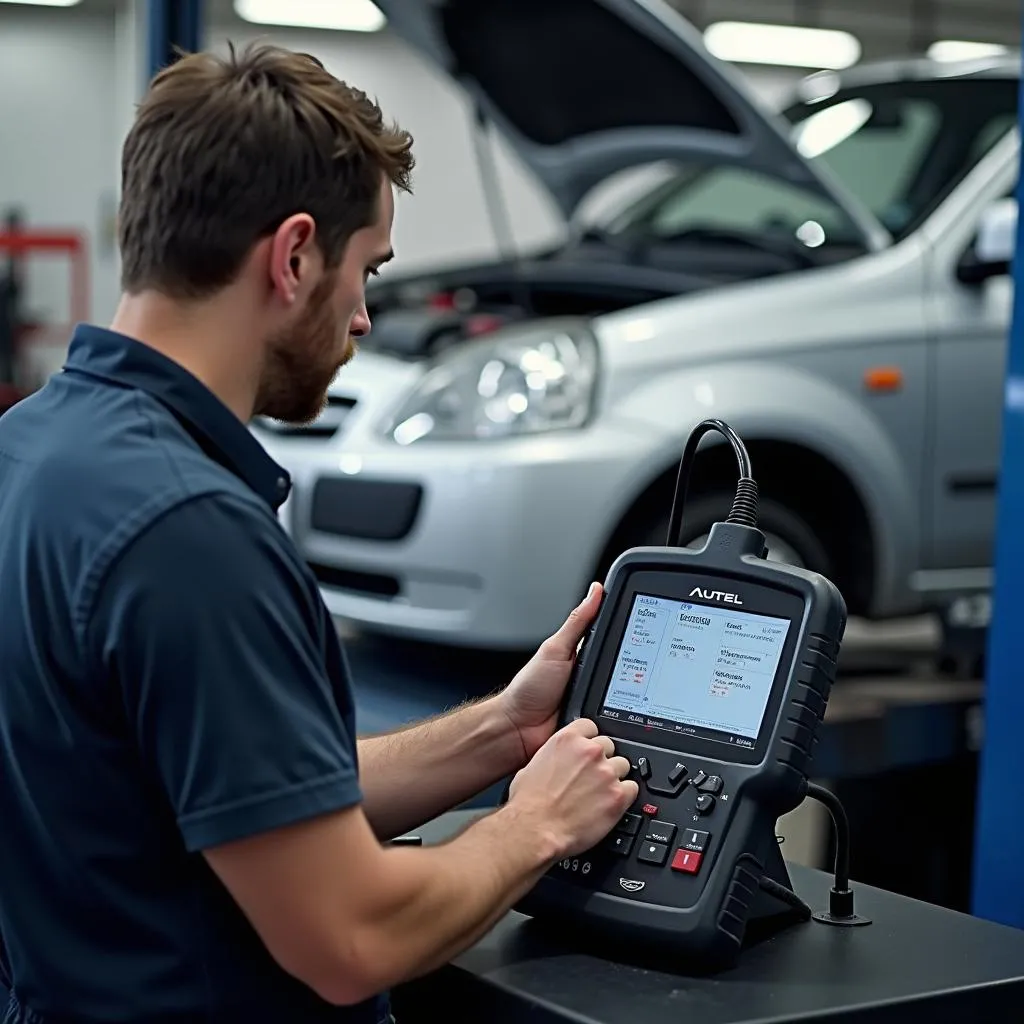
513;419;868;967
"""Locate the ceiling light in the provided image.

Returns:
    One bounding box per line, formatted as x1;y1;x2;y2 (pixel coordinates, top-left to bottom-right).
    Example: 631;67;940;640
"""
234;0;386;33
927;40;1009;62
0;0;82;6
704;22;861;71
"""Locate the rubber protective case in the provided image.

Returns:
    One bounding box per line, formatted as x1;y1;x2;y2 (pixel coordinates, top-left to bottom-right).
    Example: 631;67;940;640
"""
510;523;848;967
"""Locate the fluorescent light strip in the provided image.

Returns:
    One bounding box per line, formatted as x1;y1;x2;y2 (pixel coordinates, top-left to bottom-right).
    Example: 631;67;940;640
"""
0;0;82;6
927;40;1009;62
234;0;386;33
704;21;861;71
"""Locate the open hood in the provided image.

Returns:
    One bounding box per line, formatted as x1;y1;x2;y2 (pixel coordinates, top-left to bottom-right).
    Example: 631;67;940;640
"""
375;0;889;249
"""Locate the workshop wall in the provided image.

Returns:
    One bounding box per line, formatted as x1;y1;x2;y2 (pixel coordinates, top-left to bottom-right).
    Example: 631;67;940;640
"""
0;4;802;331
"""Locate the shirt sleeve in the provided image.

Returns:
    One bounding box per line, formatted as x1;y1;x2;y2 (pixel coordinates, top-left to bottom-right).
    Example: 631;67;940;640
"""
86;491;363;852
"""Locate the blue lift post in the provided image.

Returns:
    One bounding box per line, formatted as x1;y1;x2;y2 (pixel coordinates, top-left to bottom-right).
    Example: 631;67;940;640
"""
972;56;1024;929
147;0;203;79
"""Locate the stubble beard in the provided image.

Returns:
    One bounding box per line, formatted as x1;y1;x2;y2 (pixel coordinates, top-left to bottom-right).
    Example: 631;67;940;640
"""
254;275;357;425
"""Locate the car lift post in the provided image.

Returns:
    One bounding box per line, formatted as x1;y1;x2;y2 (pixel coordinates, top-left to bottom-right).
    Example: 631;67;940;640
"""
147;0;203;78
971;45;1024;929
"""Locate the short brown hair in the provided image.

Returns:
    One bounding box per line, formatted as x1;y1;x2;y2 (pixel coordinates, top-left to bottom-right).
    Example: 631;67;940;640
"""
118;42;414;298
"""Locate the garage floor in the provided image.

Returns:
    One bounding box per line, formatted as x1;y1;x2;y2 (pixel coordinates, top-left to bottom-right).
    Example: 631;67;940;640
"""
342;614;962;871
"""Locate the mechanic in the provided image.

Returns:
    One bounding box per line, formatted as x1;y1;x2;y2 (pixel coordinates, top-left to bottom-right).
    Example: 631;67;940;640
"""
0;44;638;1024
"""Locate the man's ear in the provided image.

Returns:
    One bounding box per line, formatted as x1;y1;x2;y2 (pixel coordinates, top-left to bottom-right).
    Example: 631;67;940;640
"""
268;214;319;305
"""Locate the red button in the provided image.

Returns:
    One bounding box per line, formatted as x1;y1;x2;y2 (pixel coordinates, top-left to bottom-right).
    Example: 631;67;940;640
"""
671;848;703;874
642;803;659;816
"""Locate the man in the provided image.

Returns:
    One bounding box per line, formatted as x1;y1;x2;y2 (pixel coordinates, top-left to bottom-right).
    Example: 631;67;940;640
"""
0;43;637;1024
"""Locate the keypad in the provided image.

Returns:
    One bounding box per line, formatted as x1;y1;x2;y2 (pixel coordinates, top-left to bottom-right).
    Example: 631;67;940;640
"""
556;748;728;890
612;752;722;880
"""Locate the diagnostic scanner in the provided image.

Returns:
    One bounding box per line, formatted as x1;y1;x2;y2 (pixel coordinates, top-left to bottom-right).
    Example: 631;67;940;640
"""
511;419;851;967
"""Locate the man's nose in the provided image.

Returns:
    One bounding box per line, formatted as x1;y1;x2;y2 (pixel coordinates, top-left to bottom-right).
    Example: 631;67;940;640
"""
350;302;371;338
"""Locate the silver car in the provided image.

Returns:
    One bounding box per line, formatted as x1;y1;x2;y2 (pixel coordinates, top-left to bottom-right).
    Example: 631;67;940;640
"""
253;0;1021;650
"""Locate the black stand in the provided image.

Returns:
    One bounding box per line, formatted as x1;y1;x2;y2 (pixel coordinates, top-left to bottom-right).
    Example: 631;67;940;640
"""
742;838;809;945
511;836;809;979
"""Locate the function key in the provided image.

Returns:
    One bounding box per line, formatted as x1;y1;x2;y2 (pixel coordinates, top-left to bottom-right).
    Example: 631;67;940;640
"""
606;833;635;856
635;756;652;780
645;820;677;846
690;770;708;788
637;841;669;867
699;775;723;794
671;848;703;874
668;762;688;785
681;828;710;852
695;793;716;815
617;813;642;836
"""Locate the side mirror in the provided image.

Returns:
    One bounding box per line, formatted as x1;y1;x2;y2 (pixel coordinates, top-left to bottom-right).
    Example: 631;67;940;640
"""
958;197;1018;285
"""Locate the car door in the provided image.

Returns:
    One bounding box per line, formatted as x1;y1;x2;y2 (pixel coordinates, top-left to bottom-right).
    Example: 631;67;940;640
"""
921;133;1019;591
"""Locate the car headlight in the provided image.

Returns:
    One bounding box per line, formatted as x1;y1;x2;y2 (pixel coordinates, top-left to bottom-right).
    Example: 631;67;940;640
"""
383;321;599;443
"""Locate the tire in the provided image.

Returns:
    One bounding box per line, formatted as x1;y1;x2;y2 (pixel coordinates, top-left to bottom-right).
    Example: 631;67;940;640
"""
637;494;832;577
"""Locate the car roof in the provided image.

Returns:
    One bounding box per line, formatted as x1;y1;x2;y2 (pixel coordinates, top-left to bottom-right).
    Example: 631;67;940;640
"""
797;52;1021;99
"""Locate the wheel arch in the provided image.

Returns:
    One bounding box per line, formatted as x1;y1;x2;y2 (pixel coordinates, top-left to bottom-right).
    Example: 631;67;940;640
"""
592;437;877;616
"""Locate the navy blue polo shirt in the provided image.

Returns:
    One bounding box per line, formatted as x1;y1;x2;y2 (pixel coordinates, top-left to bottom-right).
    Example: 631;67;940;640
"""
0;326;386;1023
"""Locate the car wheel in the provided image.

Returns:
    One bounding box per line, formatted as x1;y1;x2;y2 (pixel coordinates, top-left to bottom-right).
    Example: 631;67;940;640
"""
637;495;832;577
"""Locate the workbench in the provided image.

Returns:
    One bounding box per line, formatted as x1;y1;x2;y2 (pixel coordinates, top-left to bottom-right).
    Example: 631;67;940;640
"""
393;809;1024;1024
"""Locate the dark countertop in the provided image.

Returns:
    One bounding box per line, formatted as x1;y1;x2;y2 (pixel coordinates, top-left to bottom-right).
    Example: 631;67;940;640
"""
394;810;1024;1024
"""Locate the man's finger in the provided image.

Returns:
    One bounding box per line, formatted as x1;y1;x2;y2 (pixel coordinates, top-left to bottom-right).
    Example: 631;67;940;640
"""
564;717;598;738
547;582;603;656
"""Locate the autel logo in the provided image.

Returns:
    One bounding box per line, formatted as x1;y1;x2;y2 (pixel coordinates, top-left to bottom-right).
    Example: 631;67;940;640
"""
619;878;646;892
689;587;743;605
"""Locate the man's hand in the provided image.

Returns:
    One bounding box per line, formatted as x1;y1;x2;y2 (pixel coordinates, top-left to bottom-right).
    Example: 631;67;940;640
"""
507;717;637;857
500;582;603;761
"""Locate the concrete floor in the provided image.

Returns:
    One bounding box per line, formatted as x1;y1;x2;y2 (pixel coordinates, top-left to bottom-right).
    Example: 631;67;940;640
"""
342;613;958;870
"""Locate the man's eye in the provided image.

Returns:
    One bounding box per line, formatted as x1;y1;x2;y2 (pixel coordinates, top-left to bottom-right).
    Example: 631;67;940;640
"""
366;267;380;279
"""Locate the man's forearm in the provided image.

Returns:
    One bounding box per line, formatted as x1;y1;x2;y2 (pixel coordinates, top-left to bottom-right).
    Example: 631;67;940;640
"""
357;805;559;994
358;696;526;840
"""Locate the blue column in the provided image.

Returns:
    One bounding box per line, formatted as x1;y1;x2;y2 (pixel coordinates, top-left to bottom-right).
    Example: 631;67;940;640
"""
147;0;203;79
971;58;1024;928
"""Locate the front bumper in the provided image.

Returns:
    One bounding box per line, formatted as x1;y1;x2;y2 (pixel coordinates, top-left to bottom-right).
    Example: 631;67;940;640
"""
259;418;661;651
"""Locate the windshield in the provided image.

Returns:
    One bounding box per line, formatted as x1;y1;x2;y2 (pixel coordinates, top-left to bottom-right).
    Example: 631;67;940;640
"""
597;75;1019;259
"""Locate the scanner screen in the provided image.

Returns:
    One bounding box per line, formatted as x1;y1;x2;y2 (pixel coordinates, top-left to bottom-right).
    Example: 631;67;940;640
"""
599;593;791;749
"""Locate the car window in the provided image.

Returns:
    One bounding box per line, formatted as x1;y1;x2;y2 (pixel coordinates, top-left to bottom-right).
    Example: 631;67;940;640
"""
970;114;1018;164
645;166;854;243
599;76;1019;256
792;98;941;236
782;77;1019;238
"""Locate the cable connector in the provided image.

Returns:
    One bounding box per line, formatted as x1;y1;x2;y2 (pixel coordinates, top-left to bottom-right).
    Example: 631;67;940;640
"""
666;419;756;547
727;477;759;528
805;783;872;928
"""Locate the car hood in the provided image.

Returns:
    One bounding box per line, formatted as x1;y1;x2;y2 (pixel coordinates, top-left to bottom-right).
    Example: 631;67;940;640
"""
376;0;888;249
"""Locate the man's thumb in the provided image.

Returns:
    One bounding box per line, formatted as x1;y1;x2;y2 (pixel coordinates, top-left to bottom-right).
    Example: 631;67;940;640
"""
551;582;601;652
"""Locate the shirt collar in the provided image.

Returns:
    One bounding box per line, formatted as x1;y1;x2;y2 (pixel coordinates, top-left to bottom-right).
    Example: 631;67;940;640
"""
63;324;291;510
